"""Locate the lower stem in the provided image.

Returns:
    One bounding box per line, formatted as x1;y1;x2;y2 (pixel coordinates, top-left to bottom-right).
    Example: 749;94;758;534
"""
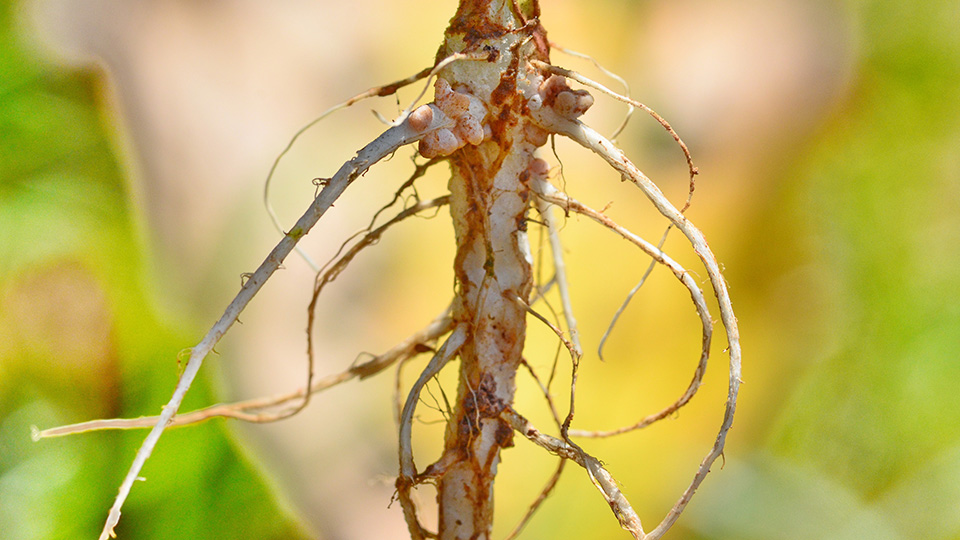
437;138;536;539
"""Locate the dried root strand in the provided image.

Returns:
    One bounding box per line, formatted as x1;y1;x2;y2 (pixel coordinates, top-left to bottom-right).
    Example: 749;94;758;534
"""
532;179;711;438
549;42;636;140
263;51;487;271
397;325;468;540
502;408;646;540
532;109;741;540
503;459;566;540
531;59;698;211
34;308;453;438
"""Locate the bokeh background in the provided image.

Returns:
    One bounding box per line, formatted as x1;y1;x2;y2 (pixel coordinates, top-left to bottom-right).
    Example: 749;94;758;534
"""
2;0;958;539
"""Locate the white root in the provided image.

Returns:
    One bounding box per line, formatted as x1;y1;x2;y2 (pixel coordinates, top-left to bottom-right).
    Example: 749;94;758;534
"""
548;43;636;140
531;160;583;357
397;325;468;540
502;408;646;539
531;107;742;539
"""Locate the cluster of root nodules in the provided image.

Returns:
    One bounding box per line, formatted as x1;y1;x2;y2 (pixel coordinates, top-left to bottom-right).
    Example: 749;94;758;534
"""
415;74;595;159
523;75;595;149
416;79;489;158
537;74;595;118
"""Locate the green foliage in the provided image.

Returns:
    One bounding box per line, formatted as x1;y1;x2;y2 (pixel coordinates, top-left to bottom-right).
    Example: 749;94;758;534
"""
686;1;960;538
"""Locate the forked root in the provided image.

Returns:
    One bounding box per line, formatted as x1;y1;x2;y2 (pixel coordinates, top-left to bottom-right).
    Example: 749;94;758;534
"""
297;195;451;420
531;107;742;539
397;325;468;540
502;408;647;539
532;179;711;437
531;59;698;207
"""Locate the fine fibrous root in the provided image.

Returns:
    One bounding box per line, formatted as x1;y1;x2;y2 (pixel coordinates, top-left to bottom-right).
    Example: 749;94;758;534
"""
301;195;451;418
397;326;468;540
502;408;646;539
531;179;711;437
320;155;446;280
549;42;636;140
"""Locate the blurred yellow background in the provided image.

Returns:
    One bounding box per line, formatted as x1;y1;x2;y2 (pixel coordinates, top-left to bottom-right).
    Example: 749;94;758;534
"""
2;0;958;539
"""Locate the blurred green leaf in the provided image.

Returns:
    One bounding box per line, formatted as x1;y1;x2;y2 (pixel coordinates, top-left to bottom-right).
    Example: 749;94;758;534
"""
0;1;310;539
689;0;960;538
769;0;960;493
